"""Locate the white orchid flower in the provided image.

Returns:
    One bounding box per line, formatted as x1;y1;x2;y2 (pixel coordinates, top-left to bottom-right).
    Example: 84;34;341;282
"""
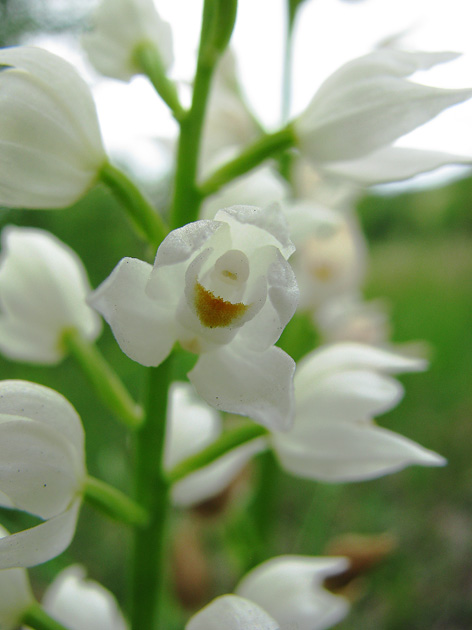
284;201;367;311
0;46;106;209
82;0;173;82
0;226;102;364
0;381;86;569
0;526;34;629
293;49;472;182
235;555;350;630
41;565;128;630
165;382;264;507
187;555;349;630
272;343;446;482
90;205;299;431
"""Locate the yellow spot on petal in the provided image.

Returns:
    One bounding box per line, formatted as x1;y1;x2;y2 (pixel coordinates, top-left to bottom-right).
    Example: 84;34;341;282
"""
194;282;248;328
222;269;238;280
311;263;334;282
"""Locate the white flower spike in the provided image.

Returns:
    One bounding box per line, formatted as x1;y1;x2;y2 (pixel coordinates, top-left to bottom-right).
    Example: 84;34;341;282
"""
293;49;472;176
0;381;86;569
42;565;128;630
90;205;299;431
0;226;102;364
165;382;264;507
82;0;173;82
0;46;106;209
0;526;34;630
272;343;446;482
235;555;350;630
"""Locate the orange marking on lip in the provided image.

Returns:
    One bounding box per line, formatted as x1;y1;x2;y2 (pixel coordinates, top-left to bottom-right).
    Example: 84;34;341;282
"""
194;282;248;328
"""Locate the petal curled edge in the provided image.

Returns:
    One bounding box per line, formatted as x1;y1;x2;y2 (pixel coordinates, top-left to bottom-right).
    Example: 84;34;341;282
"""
236;555;350;630
215;204;295;259
273;421;446;483
89;258;175;367
185;594;279;630
0;499;80;569
189;343;295;432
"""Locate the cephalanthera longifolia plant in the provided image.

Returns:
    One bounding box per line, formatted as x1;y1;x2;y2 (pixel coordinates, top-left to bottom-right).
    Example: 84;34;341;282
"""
0;0;466;628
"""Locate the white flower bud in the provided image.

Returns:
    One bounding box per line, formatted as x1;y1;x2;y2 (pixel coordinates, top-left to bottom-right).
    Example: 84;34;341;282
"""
0;46;106;209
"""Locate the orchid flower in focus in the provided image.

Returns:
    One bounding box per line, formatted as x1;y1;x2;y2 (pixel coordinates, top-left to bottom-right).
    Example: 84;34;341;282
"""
90;204;299;431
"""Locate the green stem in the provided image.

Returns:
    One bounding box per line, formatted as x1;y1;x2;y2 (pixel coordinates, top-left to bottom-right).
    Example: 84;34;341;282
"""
198;126;296;198
170;0;225;229
167;422;268;484
83;475;149;527
62;328;143;430
99;161;169;249
130;357;172;630
22;603;71;630
134;40;186;121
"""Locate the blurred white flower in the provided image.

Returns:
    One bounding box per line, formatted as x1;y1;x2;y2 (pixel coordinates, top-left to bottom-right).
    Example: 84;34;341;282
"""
200;164;289;220
0;46;106;209
165;382;264;507
82;0;173;82
316;295;391;346
284;201;367;311
42;565;127;630
293;49;472;184
187;555;349;630
0;226;102;364
0;526;34;629
186;594;279;630
0;381;85;569
235;555;350;630
90;205;299;431
272;343;446;482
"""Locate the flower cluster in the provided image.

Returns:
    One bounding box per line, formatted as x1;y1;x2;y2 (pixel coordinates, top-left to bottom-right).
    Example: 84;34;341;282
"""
0;1;466;629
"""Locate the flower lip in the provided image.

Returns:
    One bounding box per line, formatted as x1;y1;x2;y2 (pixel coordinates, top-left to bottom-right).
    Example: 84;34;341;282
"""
194;282;249;329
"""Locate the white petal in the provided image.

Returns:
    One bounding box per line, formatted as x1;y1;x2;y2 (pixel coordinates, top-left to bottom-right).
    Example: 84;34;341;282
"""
189;343;295;431
296;49;472;163
0;380;84;460
186;594;279;630
89;257;175;367
43;565;127;630
295;343;426;393
164;382;222;471
0;526;34;630
0;227;101;363
0;47;105;208
322;146;472;185
153;220;225;269
273;421;446;482
215;204;295;260
295;370;405;426
82;0;173;82
0;418;82;519
0;499;80;569
236;555;350;630
172;438;266;507
240;247;299;350
200;165;289;220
